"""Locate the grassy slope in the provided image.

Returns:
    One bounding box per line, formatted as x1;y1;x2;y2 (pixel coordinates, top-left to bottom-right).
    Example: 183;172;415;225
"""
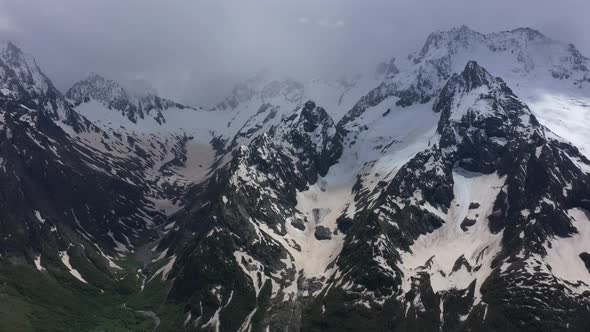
0;246;182;332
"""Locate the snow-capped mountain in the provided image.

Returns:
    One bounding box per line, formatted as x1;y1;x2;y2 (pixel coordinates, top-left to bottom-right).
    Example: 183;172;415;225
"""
0;41;88;129
208;68;379;157
341;26;590;157
0;25;589;331
152;27;590;331
0;40;166;303
67;73;196;125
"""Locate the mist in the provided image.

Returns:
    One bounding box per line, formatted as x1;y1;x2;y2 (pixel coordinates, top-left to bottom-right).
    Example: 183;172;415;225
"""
0;0;589;107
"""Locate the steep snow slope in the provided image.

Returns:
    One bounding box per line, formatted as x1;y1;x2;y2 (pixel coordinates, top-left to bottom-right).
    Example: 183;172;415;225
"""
526;93;590;157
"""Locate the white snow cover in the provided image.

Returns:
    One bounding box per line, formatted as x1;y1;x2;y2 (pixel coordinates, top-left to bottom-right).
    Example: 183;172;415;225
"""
72;99;220;195
401;169;506;303
59;250;88;284
149;255;177;282
93;244;123;270
34;210;45;224
526;93;590;158
544;208;590;292
107;230;129;253
75;100;227;142
152;248;169;263
291;174;354;278
34;254;45;271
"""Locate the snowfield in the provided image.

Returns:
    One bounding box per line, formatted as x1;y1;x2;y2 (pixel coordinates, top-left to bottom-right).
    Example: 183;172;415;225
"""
401;170;506;302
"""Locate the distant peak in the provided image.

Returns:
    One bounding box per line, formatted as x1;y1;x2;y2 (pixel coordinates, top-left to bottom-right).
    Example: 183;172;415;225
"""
506;27;547;40
0;40;19;50
452;24;476;34
0;40;24;58
85;72;107;81
463;60;485;73
297;101;333;129
419;25;483;57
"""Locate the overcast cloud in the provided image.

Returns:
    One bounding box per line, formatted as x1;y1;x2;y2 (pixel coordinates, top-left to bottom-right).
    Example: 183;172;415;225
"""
0;0;589;106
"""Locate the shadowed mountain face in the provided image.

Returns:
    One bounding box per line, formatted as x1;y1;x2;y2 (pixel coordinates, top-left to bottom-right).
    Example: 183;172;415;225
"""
1;26;590;331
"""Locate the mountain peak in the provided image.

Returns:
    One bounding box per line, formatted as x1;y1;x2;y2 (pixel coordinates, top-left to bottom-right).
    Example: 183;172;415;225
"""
458;60;496;91
67;73;129;105
0;40;21;53
503;26;548;41
434;60;508;111
418;25;553;60
419;25;483;57
0;40;48;95
452;24;477;34
84;72;108;82
67;72;193;124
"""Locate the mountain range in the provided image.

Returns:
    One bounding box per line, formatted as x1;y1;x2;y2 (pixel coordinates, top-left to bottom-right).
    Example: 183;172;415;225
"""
0;26;589;331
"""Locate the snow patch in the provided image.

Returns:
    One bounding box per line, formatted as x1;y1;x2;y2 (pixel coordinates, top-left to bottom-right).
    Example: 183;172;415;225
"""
59;250;88;284
34;254;45;271
34;210;45;224
149;255;177;281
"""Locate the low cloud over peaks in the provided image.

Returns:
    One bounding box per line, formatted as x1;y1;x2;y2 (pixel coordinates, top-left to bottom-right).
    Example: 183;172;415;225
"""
0;0;588;107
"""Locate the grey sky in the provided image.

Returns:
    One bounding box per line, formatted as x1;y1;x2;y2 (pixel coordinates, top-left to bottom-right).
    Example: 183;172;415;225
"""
0;0;589;106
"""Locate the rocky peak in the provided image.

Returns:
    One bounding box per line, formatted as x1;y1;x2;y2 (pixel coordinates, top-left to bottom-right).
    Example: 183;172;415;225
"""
0;41;86;129
499;27;548;42
0;40;53;99
434;61;536;153
0;41;24;63
457;60;496;91
67;73;130;106
276;101;341;163
291;100;332;132
415;25;589;78
417;26;551;60
434;60;504;104
419;25;484;57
